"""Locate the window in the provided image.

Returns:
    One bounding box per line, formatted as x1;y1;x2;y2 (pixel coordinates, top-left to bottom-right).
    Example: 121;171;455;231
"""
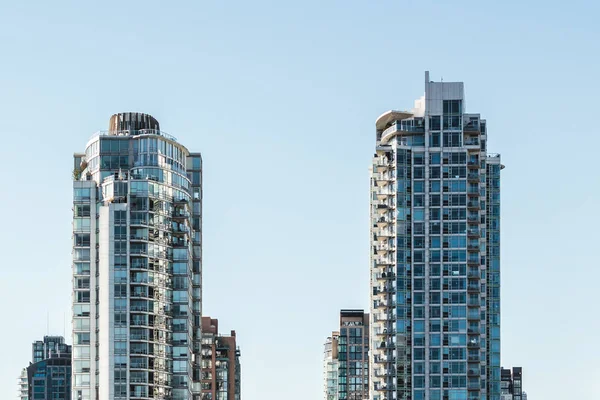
114;284;127;297
413;166;425;179
73;218;91;232
74;188;91;201
413;181;424;193
74;204;91;217
413;153;425;165
429;116;441;130
443;131;462;146
430;132;441;147
443;100;462;115
74;234;90;247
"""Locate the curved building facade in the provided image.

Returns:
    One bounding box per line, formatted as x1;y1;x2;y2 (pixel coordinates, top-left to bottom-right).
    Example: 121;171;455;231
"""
72;113;202;400
369;73;502;400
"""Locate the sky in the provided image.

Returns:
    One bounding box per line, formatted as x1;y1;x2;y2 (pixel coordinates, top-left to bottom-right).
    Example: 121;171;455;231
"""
0;0;599;398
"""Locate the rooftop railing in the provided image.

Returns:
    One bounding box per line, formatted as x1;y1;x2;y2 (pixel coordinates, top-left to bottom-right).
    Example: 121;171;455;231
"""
89;129;178;142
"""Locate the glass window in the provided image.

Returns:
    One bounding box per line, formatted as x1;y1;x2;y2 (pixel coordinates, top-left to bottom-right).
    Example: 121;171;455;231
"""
430;132;441;147
414;181;425;193
429;116;441;130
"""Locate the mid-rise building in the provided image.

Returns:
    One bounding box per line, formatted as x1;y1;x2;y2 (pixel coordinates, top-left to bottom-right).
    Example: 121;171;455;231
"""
200;317;241;400
501;367;525;400
71;112;202;400
324;310;370;400
369;72;503;400
19;335;72;400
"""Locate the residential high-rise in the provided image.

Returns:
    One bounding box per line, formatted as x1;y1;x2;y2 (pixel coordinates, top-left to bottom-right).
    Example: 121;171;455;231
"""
323;333;339;400
500;367;525;400
323;310;370;400
369;72;503;400
200;317;241;400
71;113;202;400
17;368;28;400
19;335;72;400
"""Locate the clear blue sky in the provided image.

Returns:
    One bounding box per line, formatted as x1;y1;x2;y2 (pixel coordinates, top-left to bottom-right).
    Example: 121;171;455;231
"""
1;1;599;398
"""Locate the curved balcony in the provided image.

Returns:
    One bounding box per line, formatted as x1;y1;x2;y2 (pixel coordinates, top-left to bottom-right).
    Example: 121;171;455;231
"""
374;242;396;254
380;122;425;145
373;256;395;266
375;110;413;130
374;187;395;199
374;216;392;227
375;229;395;241
373;172;395;185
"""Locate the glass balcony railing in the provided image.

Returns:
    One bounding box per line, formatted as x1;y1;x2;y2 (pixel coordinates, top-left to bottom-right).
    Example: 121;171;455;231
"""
464;121;480;132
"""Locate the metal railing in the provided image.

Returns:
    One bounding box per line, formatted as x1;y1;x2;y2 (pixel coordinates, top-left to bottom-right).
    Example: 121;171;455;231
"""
89;129;178;142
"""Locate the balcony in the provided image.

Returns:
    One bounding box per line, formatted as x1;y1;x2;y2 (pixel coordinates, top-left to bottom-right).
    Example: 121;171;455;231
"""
464;138;480;147
467;311;480;321
375;230;395;240
374;216;392;227
373;172;395;184
373;256;394;266
467;269;480;279
467;283;480;292
373;157;394;169
468;258;480;267
467;229;479;238
380;121;425;144
374;188;395;199
374;242;395;253
172;210;190;220
464;120;480;132
467;173;479;182
375;272;396;281
375;202;395;213
467;201;480;210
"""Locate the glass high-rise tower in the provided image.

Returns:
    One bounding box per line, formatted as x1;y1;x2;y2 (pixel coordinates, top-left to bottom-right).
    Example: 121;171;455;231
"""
369;73;503;400
71;113;202;400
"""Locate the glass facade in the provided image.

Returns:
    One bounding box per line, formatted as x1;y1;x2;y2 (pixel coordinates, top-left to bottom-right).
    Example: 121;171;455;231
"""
72;113;202;400
370;74;503;400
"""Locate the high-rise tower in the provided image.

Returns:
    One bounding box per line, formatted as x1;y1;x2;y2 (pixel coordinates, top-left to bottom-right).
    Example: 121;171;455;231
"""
71;113;202;400
369;73;503;400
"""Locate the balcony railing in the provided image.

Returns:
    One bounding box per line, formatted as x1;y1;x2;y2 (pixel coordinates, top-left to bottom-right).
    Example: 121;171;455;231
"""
89;129;178;142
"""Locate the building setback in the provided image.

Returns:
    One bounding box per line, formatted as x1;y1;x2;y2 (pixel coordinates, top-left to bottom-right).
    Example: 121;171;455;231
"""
71;113;202;400
201;317;241;400
369;72;503;400
324;310;370;400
